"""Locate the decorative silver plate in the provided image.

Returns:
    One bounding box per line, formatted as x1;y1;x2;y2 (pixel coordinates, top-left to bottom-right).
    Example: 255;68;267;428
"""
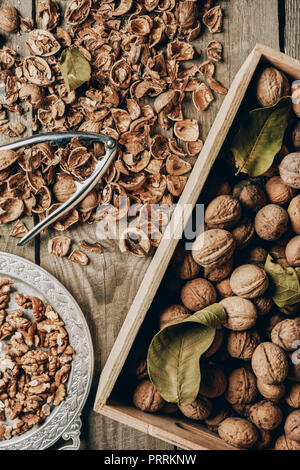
0;252;94;450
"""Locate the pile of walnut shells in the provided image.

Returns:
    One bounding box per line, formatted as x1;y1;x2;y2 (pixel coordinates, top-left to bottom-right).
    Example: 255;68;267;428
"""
131;66;300;450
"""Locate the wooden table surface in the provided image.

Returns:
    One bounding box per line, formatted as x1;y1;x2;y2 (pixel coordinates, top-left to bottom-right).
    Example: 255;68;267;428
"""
0;0;299;450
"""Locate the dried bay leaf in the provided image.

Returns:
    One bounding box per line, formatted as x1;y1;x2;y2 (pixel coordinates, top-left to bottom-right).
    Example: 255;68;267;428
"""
231;97;292;177
147;303;226;405
264;252;300;307
60;47;91;92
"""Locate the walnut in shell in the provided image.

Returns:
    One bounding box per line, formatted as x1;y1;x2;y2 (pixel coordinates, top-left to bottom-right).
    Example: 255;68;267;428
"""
133;379;165;413
179;395;212;420
233;180;266;213
285;236;300;267
251;342;289;385
285;384;300;408
225;368;257;405
159;304;190;330
257;380;286;403
271;318;300;351
203;258;233;283
204;195;242;229
192;229;236;268
284;410;300;442
274;434;300;450
249;400;283;431
255;204;289;241
227;329;260;361
230;264;269;299
256;67;290;107
288;195;300;234
220;296;257;331
180;278;216;311
279;153;300;189
218;417;258;449
265;176;296;205
231;217;255;250
174;251;201;280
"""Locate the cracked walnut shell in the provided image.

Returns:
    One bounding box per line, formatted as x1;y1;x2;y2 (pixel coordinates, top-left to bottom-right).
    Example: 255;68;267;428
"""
251;342;288;385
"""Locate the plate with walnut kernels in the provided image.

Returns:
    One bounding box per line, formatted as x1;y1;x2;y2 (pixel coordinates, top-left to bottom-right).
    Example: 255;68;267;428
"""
0;252;93;450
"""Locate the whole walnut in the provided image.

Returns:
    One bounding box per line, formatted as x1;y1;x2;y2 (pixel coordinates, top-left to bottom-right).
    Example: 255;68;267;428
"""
274;434;300;450
216;278;234;298
203;258;233;283
199;364;227;398
230;264;269;299
180;278;216;311
292;121;300;150
218;417;258;449
271;318;300;351
251;342;289;385
159;304;191;330
174;251;201;280
227;329;260;361
257;379;285;403
279;153;300;189
203;329;223;358
249;400;282;431
285;384;300;408
231;217;255;250
179;395;212;420
256;67;290;107
288;195;300;234
284;410;300;442
225;367;257;405
192;229;236;268
265;176;296;205
243;246;268;268
233;180;266;212
255;204;289;241
253;295;273;316
220;296;257;331
204;195;242;229
285;235;300;267
133;379;165;412
0;6;19;33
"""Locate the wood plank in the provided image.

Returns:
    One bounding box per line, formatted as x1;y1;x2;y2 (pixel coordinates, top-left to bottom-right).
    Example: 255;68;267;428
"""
35;0;172;450
0;0;35;262
285;0;300;60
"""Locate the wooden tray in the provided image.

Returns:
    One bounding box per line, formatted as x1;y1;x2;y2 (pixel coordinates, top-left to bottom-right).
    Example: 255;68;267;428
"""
94;44;300;450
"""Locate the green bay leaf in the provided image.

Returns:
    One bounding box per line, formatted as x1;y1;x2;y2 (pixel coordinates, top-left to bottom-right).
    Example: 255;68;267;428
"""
231;97;292;177
60;47;91;92
147;303;226;406
264;252;300;308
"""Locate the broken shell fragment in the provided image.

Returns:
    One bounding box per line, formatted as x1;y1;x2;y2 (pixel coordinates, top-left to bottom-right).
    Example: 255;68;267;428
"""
68;249;89;265
0;150;19;170
174;119;199;142
203;6;223;33
187;140;203;156
206;40;223;62
23;56;54;86
48;236;71;257
65;0;91;25
119;227;151;257
193;83;214;111
78;240;103;254
0;198;24;224
166;154;192;175
26;30;61;57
